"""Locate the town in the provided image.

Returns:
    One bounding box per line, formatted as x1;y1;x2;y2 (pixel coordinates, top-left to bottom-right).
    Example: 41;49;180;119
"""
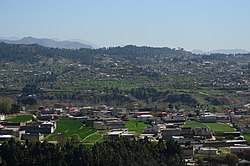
0;103;249;165
0;43;250;165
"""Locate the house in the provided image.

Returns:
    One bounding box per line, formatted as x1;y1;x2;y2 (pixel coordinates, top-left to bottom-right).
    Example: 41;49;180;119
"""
105;120;125;130
238;159;250;166
216;113;230;123
37;114;58;121
104;129;134;140
182;146;195;156
0;135;15;141
22;121;56;134
0;122;26;129
0;128;25;139
40;121;56;133
137;114;154;123
222;132;241;137
199;112;216;123
194;127;212;139
173;137;198;145
164;114;186;123
230;145;250;154
242;124;250;134
0;114;5;120
181;127;194;137
234;109;248;116
162;128;181;140
93;121;107;130
198;147;218;155
139;134;157;141
143;126;158;134
184;158;198;166
21;133;44;141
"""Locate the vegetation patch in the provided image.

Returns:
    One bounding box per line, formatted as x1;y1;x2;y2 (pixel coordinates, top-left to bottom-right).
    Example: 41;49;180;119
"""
82;131;103;143
6;115;32;122
46;119;96;141
184;120;208;129
204;123;235;132
184;121;235;132
124;120;151;134
242;134;250;142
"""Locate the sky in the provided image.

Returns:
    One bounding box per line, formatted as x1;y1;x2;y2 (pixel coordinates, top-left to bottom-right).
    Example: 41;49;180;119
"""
0;0;250;51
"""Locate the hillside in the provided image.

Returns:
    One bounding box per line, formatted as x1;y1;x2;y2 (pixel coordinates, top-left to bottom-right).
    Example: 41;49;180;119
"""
0;43;250;109
0;36;93;49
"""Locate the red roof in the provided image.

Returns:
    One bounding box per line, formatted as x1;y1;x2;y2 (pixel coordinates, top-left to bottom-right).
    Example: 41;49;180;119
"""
38;106;47;110
134;112;151;116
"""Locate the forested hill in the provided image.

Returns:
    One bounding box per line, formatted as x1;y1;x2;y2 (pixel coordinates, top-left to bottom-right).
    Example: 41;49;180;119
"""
0;42;192;64
0;42;94;64
1;42;250;108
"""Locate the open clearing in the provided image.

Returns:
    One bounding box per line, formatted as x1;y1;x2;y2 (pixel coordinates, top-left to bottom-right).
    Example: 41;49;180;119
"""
184;120;235;132
46;119;96;141
6;115;32;122
125;120;151;134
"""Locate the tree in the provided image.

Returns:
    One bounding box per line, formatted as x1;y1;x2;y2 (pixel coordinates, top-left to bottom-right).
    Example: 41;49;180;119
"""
0;97;13;114
11;103;22;114
71;134;81;143
196;156;204;166
57;132;67;147
225;153;238;166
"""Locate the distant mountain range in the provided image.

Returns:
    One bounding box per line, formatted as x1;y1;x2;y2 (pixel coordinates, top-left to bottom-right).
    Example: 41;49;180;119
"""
0;36;94;49
192;49;249;55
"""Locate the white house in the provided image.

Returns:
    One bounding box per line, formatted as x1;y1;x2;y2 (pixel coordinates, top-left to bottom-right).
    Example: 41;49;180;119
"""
198;147;218;155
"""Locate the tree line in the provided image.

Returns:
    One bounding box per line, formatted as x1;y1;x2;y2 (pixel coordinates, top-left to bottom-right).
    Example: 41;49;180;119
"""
0;97;22;114
0;138;183;166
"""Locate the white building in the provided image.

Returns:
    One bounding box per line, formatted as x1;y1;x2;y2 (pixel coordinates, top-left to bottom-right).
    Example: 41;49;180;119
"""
137;114;154;123
230;145;250;153
0;115;5;121
198;147;218;155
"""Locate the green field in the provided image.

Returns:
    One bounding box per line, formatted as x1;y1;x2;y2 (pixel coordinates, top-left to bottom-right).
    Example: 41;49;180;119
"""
243;134;250;142
125;120;151;134
82;131;104;143
204;123;235;132
6;115;32;122
184;120;208;129
184;120;235;132
46;119;96;141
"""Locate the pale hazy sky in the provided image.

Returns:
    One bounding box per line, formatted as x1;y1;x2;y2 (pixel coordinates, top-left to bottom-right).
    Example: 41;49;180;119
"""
0;0;250;51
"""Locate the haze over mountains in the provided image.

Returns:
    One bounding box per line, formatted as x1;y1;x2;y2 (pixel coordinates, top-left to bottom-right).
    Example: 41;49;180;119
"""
0;36;94;49
191;49;249;55
0;36;249;54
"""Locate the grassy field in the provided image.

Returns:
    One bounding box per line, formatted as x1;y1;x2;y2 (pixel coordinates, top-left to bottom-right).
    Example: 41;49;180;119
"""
82;131;104;143
184;120;235;132
46;119;96;141
243;134;250;142
124;120;151;134
204;123;235;132
184;120;208;129
6;115;32;122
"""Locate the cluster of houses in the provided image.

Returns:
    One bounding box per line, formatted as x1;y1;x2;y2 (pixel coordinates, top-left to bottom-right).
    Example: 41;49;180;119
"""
0;106;58;141
84;107;250;161
0;104;249;165
63;105;250;158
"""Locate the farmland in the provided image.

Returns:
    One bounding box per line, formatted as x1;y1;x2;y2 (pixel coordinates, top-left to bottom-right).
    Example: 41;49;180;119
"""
82;131;105;144
6;115;32;122
184;120;208;129
45;119;96;141
124;120;151;134
184;120;235;132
